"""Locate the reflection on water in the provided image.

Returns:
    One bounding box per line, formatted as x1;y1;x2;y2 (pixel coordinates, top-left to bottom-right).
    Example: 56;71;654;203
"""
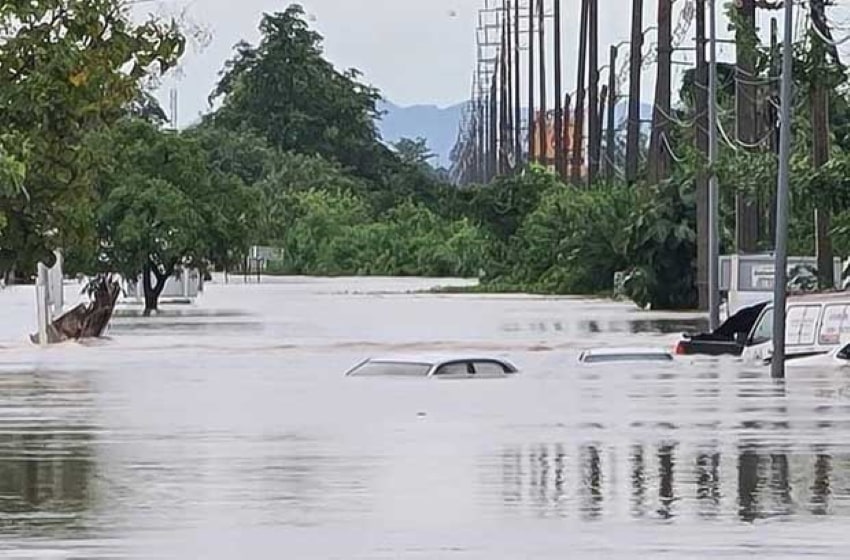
0;369;95;538
491;442;850;523
0;431;94;531
2;277;850;558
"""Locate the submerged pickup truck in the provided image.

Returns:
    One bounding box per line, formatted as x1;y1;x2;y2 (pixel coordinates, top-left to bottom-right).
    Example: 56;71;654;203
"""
674;302;768;357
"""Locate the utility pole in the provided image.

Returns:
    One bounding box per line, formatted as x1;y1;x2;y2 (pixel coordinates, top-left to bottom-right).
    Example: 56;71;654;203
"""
811;0;836;289
538;0;548;169
571;0;590;184
553;0;564;178
735;0;760;253
596;83;608;175
477;97;486;182
500;13;510;175
695;0;709;311
514;0;522;165
708;0;720;331
604;45;618;181
648;0;672;184
504;3;513;169
771;0;794;379
563;92;572;170
625;0;644;184
489;73;499;181
587;0;600;185
528;0;536;162
767;17;779;243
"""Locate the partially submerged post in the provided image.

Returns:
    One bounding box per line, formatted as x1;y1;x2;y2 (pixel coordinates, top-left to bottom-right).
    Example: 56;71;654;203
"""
32;271;121;345
771;0;794;380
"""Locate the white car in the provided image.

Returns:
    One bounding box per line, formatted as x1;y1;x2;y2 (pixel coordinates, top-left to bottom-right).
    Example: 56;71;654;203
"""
345;355;519;378
577;347;675;365
785;342;850;369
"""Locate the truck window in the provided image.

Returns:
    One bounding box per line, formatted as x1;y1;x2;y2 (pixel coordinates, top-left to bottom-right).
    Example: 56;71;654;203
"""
750;308;773;345
786;305;820;346
819;304;850;345
750;305;821;346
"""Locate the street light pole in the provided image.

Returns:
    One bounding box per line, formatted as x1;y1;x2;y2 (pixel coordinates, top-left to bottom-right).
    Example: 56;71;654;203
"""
771;0;794;380
707;0;720;331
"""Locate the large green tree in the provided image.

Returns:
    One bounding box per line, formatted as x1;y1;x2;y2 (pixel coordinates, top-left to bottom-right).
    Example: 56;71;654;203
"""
0;0;184;280
207;4;390;180
94;119;259;314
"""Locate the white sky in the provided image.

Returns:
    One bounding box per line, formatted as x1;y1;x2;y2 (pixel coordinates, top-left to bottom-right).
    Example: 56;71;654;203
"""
139;1;850;128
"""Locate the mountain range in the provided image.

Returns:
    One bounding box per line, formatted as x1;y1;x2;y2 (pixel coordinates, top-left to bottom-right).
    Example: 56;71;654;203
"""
377;99;655;169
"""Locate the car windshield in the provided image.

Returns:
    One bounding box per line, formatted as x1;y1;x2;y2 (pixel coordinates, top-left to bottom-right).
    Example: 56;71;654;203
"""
584;353;674;364
348;361;432;377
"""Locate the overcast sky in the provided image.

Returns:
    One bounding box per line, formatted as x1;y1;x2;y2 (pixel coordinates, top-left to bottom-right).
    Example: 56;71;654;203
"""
141;1;850;128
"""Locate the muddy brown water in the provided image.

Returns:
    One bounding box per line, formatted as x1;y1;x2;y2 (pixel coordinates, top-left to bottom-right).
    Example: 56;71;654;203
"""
0;276;848;559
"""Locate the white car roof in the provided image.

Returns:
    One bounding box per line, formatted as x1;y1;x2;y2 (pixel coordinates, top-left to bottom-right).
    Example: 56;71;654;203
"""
367;354;515;366
580;347;672;356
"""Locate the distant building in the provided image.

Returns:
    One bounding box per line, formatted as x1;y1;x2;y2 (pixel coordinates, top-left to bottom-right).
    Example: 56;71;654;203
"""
530;109;587;176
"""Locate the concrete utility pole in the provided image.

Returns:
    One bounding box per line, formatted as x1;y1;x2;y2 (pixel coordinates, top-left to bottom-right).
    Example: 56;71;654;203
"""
735;0;760;253
648;0;672;184
695;0;710;311
625;0;644;184
571;0;590;184
771;0;794;380
489;73;499;180
811;0;836;289
528;0;536;162
596;83;608;171
499;13;510;174
604;45;619;181
587;0;601;185
504;4;513;168
538;0;548;168
708;0;720;331
514;0;522;165
563;92;572;169
553;0;565;178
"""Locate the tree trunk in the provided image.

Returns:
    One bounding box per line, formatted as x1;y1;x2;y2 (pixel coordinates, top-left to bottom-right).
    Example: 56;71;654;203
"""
811;0;835;289
695;0;710;311
735;0;760;253
142;259;174;316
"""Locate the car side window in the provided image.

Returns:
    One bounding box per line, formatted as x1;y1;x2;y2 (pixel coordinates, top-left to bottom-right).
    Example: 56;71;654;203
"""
750;308;774;345
472;361;508;375
434;362;472;376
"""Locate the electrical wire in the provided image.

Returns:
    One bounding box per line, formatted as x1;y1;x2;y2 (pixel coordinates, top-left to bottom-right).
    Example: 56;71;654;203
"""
661;132;686;164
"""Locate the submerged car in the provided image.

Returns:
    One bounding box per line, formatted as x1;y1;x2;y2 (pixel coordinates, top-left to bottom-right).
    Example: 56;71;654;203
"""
345;355;519;378
776;339;850;369
577;347;675;365
674;302;768;357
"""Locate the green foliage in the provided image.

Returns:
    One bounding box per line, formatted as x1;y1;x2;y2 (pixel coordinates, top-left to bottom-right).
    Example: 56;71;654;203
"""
93;119;261;281
270;190;486;278
0;0;184;277
506;184;635;294
208;4;386;179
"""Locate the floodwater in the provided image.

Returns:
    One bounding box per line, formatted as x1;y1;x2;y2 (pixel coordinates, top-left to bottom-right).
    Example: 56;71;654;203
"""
0;276;849;559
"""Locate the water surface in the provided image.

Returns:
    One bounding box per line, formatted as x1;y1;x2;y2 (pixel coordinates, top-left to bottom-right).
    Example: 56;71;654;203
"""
0;276;848;558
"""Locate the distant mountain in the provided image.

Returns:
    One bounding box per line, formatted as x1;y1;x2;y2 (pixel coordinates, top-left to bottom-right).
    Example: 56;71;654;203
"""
376;99;655;170
377;100;467;168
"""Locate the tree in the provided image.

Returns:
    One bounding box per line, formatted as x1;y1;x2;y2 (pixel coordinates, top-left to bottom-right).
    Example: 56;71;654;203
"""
207;5;389;180
94;119;258;314
392;137;436;167
0;0;185;280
